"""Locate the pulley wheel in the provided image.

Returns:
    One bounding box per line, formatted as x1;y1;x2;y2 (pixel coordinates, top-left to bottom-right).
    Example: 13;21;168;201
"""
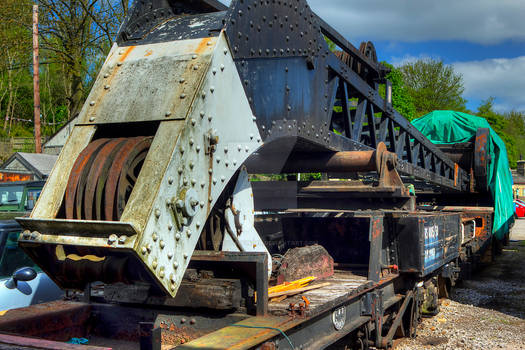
64;136;153;221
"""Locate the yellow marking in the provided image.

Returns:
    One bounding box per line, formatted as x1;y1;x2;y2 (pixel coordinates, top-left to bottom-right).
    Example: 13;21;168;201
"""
0;310;7;316
55;245;106;262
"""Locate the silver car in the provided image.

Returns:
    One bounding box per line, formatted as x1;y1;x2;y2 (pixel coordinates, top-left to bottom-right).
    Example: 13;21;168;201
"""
0;220;63;311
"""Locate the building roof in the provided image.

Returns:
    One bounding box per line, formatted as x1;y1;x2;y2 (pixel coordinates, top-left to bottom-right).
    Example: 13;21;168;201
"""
0;152;58;179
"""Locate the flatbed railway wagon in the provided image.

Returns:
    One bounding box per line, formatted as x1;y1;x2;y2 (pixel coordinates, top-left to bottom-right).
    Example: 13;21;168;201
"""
0;0;511;349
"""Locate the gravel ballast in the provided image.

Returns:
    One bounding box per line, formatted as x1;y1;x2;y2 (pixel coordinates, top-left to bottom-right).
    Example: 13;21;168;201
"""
396;222;525;350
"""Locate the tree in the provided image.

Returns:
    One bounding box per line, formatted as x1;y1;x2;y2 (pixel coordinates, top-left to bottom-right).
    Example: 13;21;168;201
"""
0;0;33;135
0;0;130;141
34;0;130;119
381;62;416;121
475;97;525;168
400;58;467;117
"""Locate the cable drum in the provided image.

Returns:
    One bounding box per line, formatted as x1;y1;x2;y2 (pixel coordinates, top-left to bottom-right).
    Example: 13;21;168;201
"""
64;136;153;221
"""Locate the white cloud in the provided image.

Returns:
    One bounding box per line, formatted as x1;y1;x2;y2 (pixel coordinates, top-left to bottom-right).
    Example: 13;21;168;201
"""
311;0;525;44
220;0;525;44
390;54;437;67
454;56;525;111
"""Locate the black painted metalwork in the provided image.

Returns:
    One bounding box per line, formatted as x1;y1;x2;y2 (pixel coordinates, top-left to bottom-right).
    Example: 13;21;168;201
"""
116;0;471;191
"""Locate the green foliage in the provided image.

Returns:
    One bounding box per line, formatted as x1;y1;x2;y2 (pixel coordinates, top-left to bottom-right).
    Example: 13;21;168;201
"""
324;36;337;52
299;173;322;181
475;97;525;168
0;0;130;148
380;62;416;121
400;58;467;117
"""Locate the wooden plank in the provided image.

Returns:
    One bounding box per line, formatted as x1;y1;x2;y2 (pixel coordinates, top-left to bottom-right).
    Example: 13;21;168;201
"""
104;279;242;310
268;283;331;298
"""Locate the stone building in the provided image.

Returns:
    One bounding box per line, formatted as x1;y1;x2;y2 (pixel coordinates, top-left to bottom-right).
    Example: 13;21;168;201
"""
512;160;525;199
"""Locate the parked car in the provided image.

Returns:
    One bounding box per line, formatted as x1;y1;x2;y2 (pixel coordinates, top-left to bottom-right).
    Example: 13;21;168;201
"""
0;220;63;311
514;200;525;218
0;181;45;220
515;199;525;207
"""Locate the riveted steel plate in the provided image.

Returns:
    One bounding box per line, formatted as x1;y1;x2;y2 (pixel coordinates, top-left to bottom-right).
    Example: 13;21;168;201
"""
78;37;218;125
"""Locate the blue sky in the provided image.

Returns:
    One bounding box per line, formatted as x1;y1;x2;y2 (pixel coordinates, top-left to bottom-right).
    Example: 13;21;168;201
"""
219;0;525;112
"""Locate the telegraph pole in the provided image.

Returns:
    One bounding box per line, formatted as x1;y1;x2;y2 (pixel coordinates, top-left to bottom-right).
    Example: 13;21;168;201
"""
33;5;42;153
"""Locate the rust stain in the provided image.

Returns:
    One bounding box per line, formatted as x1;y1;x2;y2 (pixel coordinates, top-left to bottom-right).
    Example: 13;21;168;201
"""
195;37;213;54
144;49;153;57
119;46;136;62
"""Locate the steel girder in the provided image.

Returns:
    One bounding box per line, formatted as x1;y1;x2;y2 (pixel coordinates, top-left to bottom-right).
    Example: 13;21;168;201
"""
115;0;469;192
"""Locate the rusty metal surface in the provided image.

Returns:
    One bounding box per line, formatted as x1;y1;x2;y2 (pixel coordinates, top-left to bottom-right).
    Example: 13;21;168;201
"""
0;301;91;342
0;334;111;350
62;136;152;221
418;206;494;213
83;139;126;220
30;126;96;219
177;316;301;350
474;127;490;191
17;218;137;236
104;137;151;221
115;138;151;220
64;138;110;220
156;320;212;347
246;150;376;173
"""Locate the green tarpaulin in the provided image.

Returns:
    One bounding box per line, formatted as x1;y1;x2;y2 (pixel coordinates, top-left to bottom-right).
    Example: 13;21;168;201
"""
412;110;514;240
